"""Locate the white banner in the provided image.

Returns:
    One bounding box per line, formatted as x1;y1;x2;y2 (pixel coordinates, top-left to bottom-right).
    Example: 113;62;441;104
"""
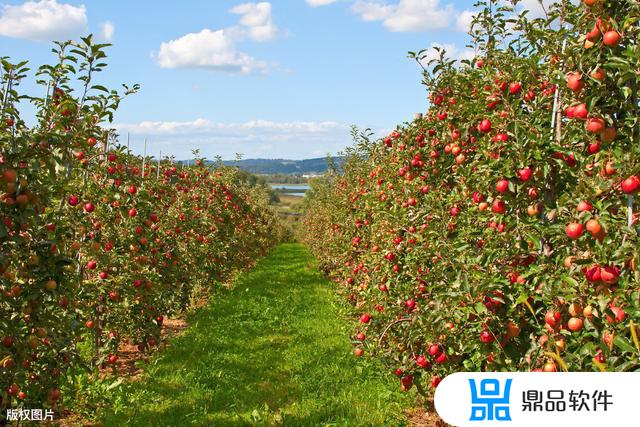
434;372;639;427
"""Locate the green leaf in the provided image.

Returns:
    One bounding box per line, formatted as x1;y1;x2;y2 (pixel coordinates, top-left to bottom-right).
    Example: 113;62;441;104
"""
561;275;579;288
614;336;636;354
107;378;124;390
474;302;487;314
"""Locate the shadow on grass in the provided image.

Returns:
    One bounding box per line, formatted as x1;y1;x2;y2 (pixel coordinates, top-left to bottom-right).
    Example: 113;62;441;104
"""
101;244;412;426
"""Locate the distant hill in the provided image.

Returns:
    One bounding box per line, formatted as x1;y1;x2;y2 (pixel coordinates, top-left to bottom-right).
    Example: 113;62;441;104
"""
216;157;344;175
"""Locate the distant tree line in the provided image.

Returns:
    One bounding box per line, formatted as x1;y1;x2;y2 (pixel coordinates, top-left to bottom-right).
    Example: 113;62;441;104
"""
262;173;309;184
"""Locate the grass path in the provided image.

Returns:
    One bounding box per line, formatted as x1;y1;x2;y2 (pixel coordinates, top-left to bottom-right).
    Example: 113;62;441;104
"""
101;243;413;426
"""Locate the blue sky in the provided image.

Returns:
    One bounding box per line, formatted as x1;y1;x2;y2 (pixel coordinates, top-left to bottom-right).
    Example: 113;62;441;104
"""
0;0;553;160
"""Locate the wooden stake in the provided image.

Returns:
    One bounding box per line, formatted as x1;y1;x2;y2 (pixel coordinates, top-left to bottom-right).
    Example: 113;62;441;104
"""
142;138;147;187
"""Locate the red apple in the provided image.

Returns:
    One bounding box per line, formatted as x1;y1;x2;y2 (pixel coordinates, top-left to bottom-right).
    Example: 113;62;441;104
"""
428;344;441;356
621;175;640;194
577;201;593;212
509;82;522;94
566;72;585;92
587;140;601;154
416;355;430;368
479;331;494;343
517;167;533;182
573;103;588;119
492;199;506;214
495;179;510;193
603;30;621;47
586;117;605;133
401;375;414;391
600;265;620;285
545;311;560;327
568;317;584;332
565;222;584;239
2;336;13;347
431;376;442;388
479;119;492;133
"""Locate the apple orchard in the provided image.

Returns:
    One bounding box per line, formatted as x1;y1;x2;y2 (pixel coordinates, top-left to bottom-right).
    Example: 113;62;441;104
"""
0;40;282;412
2;0;640;418
303;0;640;393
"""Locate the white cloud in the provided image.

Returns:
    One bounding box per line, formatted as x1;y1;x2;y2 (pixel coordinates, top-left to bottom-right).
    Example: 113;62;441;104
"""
230;2;278;42
348;0;580;33
157;29;270;74
456;9;477;32
116;119;344;135
352;1;394;21
351;0;454;32
0;0;87;41
306;0;339;6
155;2;279;74
100;20;114;41
114;119;350;160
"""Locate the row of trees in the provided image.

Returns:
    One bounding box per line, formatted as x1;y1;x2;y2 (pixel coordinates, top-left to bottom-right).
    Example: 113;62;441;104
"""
302;0;640;393
1;38;282;415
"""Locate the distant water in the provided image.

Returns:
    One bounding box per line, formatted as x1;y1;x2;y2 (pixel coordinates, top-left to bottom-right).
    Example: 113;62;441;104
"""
270;184;310;197
269;184;311;191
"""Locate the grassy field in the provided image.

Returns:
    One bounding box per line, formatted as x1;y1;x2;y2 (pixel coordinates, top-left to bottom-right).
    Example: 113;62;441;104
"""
99;244;413;426
277;194;304;207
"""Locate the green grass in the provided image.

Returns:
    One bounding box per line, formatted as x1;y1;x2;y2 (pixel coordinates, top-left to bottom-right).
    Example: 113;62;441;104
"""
100;244;413;426
277;194;304;205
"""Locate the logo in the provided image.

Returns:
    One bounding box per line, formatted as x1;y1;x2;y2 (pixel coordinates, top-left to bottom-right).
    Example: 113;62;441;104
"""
435;372;636;426
469;378;512;421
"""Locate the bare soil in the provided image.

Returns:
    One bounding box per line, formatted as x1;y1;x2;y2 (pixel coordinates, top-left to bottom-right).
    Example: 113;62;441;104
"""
405;399;450;427
52;316;188;426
